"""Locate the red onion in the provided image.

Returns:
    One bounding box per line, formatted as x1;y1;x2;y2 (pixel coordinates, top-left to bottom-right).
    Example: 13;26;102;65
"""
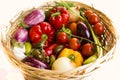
24;10;45;26
22;57;49;69
14;28;28;42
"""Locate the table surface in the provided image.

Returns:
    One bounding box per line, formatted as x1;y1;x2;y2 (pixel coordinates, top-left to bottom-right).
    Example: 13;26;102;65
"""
0;0;120;80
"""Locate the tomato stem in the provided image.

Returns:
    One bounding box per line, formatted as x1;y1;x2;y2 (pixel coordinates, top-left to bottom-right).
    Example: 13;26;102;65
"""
60;26;105;51
61;25;72;35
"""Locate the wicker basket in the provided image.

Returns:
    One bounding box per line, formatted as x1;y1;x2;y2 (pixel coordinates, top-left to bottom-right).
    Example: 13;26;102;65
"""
1;1;117;80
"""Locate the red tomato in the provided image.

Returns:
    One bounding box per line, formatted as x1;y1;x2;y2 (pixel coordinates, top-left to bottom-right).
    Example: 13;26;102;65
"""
69;38;80;50
57;32;68;44
93;22;105;35
88;13;100;25
81;43;94;57
84;10;93;18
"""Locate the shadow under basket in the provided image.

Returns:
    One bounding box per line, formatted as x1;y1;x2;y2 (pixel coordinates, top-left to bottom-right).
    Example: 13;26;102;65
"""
1;1;117;80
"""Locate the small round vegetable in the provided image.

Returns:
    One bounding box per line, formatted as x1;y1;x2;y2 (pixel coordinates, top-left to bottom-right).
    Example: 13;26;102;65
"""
14;28;28;43
84;10;93;18
54;45;64;57
25;42;32;55
57;32;68;44
93;22;105;35
88;13;100;25
69;7;80;22
81;43;94;57
69;22;77;34
69;38;80;50
52;57;75;72
24;10;45;26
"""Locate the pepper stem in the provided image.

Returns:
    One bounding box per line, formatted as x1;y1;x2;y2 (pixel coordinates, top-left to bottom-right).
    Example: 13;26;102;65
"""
41;34;48;41
51;12;61;17
68;54;75;62
36;34;48;54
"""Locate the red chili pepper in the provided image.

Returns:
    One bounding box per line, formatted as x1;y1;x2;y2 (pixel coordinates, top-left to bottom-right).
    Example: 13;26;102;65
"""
45;43;58;56
49;6;70;30
29;22;55;47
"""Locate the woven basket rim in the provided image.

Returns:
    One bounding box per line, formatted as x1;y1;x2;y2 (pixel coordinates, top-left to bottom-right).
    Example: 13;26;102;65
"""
0;1;117;80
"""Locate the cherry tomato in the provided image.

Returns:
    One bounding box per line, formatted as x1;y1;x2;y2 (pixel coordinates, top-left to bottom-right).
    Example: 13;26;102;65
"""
81;43;94;57
69;22;77;35
69;38;80;50
93;22;105;35
57;32;68;44
84;10;93;18
88;13;100;25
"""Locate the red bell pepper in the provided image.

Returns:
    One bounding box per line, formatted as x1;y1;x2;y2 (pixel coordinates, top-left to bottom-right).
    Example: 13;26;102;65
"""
29;22;55;48
49;6;70;30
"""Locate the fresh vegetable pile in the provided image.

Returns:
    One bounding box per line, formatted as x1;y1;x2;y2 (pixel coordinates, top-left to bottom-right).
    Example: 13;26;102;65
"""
12;1;107;72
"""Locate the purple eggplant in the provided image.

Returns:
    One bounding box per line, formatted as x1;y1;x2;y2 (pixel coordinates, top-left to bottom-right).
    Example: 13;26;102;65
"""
22;57;49;69
77;22;91;39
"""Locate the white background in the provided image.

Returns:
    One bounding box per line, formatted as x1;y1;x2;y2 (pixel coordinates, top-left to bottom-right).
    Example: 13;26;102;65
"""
0;0;120;80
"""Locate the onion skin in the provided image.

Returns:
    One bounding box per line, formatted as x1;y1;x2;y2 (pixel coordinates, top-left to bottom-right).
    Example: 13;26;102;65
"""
14;28;28;42
52;57;75;72
69;7;80;22
13;46;26;60
24;10;45;26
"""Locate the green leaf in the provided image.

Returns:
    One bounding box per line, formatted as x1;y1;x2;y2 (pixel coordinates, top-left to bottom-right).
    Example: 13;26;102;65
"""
19;20;29;28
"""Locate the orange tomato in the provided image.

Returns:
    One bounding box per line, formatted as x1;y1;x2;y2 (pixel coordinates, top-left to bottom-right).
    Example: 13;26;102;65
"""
69;22;77;35
69;38;80;50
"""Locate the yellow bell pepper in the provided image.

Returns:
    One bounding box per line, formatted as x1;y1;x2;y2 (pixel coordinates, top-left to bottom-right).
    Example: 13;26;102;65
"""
58;48;83;67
